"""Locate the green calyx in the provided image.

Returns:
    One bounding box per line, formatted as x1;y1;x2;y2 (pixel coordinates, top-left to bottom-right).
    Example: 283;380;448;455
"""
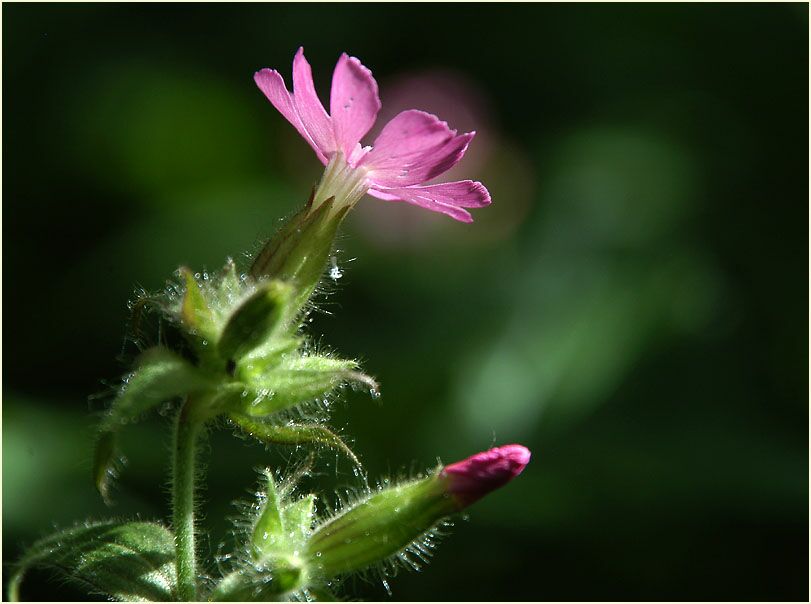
305;472;458;578
250;193;350;312
252;470;315;559
210;471;316;601
217;280;294;362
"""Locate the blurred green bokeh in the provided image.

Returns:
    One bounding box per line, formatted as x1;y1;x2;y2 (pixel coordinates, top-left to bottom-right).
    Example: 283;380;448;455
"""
3;3;807;601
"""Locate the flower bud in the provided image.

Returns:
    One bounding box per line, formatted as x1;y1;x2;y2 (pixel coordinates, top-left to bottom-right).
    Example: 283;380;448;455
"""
251;470;284;557
217;280;293;362
305;444;530;579
440;444;531;507
211;473;316;601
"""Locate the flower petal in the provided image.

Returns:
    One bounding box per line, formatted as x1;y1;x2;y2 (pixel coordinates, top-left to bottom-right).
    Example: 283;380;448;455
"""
291;48;336;160
361;110;474;187
254;68;328;163
368;180;491;223
330;53;381;159
441;444;531;507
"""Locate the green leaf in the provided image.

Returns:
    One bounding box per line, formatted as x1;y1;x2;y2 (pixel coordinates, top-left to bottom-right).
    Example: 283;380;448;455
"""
99;347;212;433
218;280;294;361
229;414;360;467
9;520;177;601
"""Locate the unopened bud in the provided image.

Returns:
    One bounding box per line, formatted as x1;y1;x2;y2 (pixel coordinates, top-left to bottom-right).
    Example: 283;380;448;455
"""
305;444;531;579
440;444;531;507
217;280;293;362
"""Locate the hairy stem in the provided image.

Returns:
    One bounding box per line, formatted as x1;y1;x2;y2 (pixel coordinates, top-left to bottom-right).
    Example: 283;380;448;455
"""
172;400;203;601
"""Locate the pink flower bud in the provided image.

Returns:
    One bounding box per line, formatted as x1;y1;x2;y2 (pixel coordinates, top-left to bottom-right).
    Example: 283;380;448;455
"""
440;444;531;507
305;445;530;578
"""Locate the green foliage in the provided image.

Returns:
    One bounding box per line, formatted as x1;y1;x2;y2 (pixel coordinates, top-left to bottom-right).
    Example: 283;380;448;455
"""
16;177;474;602
113;254;374;426
67;189;395;601
98;347;213;433
93;347;214;500
9;520;177;602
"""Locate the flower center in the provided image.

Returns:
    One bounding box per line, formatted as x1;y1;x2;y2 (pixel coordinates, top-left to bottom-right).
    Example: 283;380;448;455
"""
312;153;370;213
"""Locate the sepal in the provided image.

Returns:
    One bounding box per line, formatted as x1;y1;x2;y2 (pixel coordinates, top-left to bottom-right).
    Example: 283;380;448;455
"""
229;414;360;467
179;266;217;344
215;258;243;303
283;494;316;546
92;431;121;505
305;474;453;579
251;469;284;556
210;472;317;601
218;280;294;362
235;354;372;417
249;470;315;560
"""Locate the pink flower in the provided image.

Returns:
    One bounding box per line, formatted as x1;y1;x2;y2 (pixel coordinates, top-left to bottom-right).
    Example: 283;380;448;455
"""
441;444;531;507
254;48;491;223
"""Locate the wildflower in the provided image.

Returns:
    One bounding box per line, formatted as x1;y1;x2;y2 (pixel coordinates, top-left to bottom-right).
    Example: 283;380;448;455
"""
254;48;491;223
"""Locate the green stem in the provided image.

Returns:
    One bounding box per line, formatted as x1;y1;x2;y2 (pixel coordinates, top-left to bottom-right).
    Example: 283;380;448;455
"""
7;570;22;602
173;400;202;601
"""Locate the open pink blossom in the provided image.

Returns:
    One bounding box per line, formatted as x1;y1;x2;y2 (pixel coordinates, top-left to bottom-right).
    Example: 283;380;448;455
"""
254;48;491;222
441;444;531;507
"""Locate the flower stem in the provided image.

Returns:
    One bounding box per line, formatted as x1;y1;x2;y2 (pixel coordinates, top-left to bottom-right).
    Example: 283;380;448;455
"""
172;400;202;601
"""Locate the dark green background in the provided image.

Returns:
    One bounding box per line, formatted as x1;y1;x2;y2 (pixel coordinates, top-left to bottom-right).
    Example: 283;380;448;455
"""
3;3;808;601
